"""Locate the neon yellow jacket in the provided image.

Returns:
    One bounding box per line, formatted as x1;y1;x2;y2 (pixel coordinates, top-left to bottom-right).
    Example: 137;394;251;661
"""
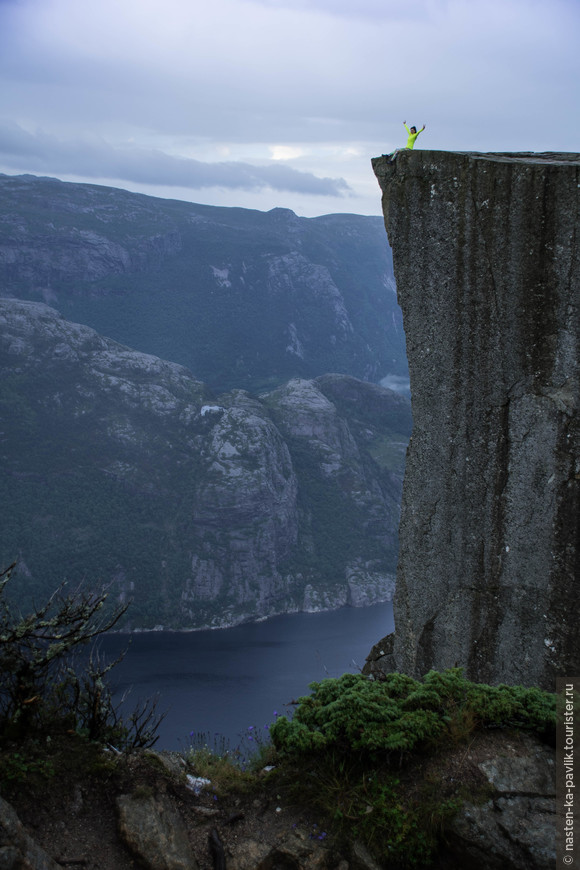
404;124;423;149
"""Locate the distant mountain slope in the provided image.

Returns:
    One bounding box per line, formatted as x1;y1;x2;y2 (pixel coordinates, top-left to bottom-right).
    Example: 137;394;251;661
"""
0;173;405;393
0;300;411;629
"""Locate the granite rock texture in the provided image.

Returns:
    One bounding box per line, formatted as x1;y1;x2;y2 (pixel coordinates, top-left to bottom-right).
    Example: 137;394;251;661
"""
116;793;199;870
370;150;579;689
446;733;556;870
0;795;61;870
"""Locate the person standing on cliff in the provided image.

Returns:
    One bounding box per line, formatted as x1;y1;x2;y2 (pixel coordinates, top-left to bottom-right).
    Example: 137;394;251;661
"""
384;121;426;160
403;121;425;148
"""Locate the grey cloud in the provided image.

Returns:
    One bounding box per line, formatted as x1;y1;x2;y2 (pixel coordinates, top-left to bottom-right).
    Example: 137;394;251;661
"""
0;122;351;196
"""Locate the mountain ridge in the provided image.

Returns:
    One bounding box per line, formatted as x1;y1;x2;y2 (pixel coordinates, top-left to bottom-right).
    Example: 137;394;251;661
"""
0;297;411;629
0;172;406;394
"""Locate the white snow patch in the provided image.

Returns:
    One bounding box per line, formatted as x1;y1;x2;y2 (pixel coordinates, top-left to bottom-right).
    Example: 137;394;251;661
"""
211;266;232;288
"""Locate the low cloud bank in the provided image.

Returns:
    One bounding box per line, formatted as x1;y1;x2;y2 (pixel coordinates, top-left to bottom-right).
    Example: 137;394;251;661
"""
0;122;351;196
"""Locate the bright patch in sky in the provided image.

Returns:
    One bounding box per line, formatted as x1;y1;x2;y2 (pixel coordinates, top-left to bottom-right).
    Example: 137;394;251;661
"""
270;146;305;161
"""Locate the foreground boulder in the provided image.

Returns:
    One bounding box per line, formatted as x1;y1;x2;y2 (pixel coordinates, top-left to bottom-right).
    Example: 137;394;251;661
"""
0;795;60;870
116;792;199;870
445;733;556;869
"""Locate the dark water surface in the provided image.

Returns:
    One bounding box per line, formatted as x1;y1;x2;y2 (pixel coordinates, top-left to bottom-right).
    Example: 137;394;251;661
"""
100;603;394;751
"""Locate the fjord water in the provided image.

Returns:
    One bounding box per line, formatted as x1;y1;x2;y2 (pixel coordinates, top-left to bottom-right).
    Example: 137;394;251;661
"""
101;603;394;751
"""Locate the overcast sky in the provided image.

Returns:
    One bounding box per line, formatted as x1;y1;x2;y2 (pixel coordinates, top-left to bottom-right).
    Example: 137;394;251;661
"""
0;0;578;217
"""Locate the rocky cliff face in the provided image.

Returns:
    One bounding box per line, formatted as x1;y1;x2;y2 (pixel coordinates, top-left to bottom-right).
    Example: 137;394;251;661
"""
369;150;579;690
0;299;411;629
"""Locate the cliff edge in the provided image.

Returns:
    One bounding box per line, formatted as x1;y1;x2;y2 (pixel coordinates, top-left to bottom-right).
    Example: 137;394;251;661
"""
369;150;579;690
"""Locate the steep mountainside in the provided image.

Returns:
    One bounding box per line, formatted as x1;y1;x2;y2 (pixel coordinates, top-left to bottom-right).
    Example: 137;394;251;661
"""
0;299;411;629
368;150;579;690
0;173;405;394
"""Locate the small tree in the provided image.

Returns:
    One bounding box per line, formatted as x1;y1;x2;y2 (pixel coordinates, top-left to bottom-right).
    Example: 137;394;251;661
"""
0;562;164;748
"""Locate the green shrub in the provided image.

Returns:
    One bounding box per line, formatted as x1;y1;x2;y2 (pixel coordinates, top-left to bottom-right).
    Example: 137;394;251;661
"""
270;669;556;758
270;668;556;867
0;750;54;784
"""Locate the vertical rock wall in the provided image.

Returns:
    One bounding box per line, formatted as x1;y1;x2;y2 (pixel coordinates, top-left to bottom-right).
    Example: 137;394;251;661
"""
370;150;579;689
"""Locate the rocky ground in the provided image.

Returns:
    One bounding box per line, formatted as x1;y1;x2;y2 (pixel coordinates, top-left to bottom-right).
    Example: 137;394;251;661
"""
0;728;556;869
2;735;348;870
